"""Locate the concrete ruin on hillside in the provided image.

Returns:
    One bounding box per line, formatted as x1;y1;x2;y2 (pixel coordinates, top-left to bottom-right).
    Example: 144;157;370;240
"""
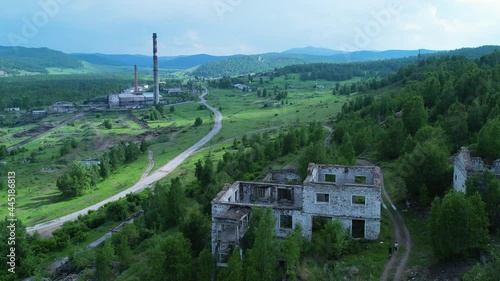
452;147;500;192
211;163;382;266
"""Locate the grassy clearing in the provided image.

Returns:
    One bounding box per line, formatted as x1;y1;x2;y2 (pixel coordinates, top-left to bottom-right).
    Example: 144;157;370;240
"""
206;78;353;141
0;103;213;225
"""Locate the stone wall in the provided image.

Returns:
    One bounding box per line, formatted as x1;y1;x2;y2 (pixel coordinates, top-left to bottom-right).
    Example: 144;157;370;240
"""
265;169;302;184
211;164;383;264
310;165;377;185
453;148;470;192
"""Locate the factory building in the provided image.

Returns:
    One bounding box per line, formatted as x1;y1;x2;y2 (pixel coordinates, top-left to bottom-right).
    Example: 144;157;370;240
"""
48;102;76;113
108;33;162;109
108;92;162;108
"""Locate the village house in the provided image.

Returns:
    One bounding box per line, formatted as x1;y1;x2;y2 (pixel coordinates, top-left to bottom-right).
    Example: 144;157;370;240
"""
211;163;382;265
4;107;20;112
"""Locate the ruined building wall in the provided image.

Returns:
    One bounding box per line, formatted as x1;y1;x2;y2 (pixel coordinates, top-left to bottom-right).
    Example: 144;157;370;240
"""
302;182;381;239
312;165;377;185
266;169;302;184
453;149;470;192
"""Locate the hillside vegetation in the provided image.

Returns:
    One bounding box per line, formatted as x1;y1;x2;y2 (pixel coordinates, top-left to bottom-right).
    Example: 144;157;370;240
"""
0;75;131;110
329;50;500;279
193;46;499;77
0;46;82;74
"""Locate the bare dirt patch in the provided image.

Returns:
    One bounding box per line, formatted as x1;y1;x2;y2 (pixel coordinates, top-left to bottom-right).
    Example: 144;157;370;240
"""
13;125;52;138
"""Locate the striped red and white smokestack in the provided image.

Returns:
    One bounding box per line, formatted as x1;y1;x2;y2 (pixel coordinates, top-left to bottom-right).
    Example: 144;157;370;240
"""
153;33;159;104
134;65;138;94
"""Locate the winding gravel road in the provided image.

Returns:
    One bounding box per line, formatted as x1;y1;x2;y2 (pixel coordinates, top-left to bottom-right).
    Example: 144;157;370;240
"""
357;159;413;281
26;90;222;237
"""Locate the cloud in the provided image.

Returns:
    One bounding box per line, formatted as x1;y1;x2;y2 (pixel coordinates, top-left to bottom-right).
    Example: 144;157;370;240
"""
0;0;498;55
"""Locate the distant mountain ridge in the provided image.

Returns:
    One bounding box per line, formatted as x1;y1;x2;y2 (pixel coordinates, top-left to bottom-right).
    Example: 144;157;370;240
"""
71;53;236;69
191;49;438;77
0;45;498;77
283;46;346;56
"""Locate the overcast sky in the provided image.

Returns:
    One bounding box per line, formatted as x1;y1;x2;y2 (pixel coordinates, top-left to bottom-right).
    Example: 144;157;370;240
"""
1;0;499;56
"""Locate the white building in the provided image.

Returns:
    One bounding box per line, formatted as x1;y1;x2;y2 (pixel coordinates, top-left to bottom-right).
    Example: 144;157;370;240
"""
211;163;382;265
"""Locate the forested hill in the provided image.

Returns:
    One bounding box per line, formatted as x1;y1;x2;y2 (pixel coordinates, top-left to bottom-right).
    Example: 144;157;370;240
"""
0;46;82;74
334;47;500;210
192;46;499;77
191;52;424;77
328;48;500;279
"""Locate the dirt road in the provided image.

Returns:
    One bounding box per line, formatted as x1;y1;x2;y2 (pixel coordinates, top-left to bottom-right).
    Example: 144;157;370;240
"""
141;150;154;179
26;90;222;237
357;159;412;281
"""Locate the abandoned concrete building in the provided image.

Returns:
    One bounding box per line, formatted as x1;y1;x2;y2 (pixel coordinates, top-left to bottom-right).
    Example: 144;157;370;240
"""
48;102;76;113
452;147;500;193
107;92;163;108
211;163;382;265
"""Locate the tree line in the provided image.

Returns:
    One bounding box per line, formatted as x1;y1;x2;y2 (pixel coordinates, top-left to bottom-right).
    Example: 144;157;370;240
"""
0;75;132;111
57;140;147;197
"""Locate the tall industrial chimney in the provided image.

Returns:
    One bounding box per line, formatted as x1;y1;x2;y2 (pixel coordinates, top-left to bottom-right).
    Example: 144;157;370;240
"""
153;33;159;104
134;65;138;94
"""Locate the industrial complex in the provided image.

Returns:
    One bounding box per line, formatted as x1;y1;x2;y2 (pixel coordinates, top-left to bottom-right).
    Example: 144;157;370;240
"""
108;33;163;109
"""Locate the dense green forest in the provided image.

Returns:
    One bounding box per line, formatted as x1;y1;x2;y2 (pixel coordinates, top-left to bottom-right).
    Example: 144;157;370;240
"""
0;46;82;74
274;59;416;81
0;75;132;110
330;50;500;278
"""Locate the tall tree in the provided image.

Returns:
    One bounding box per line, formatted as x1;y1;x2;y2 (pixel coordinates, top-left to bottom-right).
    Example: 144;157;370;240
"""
298;143;329;179
218;248;243;281
399;139;451;200
443;102;469;150
281;224;305;281
196;248;214;281
245;208;278;281
143;178;185;231
466;171;500;233
380;116;406;159
338;133;355;165
402;95;428;135
56;161;92;197
312;220;350;260
181;208;211;256
147;232;193;281
94;240;115;281
429;191;489;259
477;116;500;159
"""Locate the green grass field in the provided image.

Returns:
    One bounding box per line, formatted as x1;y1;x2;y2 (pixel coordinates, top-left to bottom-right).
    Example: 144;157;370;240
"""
0;102;214;225
206;78;352;142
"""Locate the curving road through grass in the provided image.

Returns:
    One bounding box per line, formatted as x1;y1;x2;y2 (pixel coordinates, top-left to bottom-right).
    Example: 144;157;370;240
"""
26;89;222;237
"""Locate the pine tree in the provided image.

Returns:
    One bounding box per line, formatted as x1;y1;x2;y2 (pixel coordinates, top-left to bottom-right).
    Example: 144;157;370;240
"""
94;240;115;281
245;208;278;281
218;248;243;281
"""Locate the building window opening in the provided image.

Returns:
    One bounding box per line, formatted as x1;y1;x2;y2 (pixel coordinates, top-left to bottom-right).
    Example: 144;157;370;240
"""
278;188;293;201
255;187;267;198
352;219;365;238
316;193;329;203
325;174;336;182
355;176;367;184
280;215;293;229
352;195;366;205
